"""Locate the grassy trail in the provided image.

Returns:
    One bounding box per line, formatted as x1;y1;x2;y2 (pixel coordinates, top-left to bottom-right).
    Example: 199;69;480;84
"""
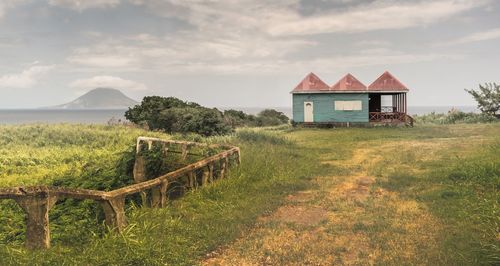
204;125;500;265
0;124;497;265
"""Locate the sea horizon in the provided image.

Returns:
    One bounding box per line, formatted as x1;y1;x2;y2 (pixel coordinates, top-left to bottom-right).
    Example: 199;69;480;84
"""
0;105;478;125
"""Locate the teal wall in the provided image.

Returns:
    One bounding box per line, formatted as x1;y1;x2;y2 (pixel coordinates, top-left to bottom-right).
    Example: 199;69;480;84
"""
292;93;369;123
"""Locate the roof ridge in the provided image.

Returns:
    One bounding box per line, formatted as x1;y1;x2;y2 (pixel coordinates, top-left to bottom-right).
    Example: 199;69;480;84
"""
330;73;367;91
368;71;408;91
292;72;330;92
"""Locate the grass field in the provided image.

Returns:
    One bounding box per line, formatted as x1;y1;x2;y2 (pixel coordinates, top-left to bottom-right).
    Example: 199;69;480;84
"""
0;123;498;265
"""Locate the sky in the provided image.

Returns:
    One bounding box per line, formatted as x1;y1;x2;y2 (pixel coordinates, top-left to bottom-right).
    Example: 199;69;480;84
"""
0;0;499;109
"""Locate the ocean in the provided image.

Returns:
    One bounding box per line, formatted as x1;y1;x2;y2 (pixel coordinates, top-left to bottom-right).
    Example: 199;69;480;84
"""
0;106;478;125
0;109;128;125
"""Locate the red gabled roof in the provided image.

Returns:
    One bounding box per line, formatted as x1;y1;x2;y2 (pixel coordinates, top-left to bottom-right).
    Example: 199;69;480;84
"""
330;73;367;91
368;71;408;91
292;72;330;92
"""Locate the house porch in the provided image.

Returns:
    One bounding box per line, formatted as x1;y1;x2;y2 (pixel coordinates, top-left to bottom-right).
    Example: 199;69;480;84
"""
368;93;413;126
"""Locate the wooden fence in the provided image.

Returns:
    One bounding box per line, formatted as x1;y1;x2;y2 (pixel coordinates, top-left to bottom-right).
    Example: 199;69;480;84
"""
369;112;414;127
0;137;240;250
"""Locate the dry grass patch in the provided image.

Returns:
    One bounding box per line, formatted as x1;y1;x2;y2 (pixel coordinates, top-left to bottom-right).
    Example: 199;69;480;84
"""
266;205;329;226
202;125;499;265
286;190;315;203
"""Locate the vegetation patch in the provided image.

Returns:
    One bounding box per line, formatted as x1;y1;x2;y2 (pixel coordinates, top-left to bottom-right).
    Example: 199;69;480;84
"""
0;124;324;265
414;109;498;124
125;96;290;136
0;124;498;264
204;124;499;265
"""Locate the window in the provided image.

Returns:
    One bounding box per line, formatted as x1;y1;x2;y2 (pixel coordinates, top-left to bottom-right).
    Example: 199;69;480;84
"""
335;100;362;111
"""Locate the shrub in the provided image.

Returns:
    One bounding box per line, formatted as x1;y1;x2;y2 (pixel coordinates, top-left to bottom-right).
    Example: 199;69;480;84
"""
126;96;289;134
256;109;289;126
125;97;231;136
465;83;500;116
223;109;258;128
414;109;497;124
224;108;289;128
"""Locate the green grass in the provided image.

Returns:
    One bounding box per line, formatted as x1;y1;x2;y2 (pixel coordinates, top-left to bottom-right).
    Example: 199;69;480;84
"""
0;124;326;265
0;124;169;187
380;138;500;264
0;123;498;265
205;124;499;265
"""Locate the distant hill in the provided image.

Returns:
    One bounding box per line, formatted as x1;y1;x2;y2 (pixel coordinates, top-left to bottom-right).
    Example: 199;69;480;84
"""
50;88;138;109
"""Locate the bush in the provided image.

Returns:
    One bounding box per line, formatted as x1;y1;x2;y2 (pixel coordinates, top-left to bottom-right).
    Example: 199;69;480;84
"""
126;96;289;135
256;109;289;126
224;108;289;128
224;109;257;128
126;97;231;136
415;109;497;124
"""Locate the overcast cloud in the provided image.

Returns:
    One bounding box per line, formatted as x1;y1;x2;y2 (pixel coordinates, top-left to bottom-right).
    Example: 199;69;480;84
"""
0;0;499;108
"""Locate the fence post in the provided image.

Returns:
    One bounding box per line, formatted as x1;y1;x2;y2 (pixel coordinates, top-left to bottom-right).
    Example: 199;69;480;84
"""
187;171;196;189
181;144;188;161
202;167;210;186
161;143;169;157
15;193;58;249
208;163;214;182
101;196;126;232
159;180;169;207
224;156;230;176
219;158;227;179
150;187;162;208
133;155;149;207
235;149;241;166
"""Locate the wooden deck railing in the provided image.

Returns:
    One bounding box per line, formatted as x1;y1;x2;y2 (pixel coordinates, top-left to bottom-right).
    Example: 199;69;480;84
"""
0;137;240;250
369;112;414;127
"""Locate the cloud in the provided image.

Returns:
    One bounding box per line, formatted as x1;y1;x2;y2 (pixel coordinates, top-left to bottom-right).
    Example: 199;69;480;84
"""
0;64;54;88
0;0;26;18
132;0;489;36
267;0;490;36
63;0;478;74
66;31;462;74
66;33;314;71
48;0;120;11
440;27;500;45
69;75;148;91
303;51;461;70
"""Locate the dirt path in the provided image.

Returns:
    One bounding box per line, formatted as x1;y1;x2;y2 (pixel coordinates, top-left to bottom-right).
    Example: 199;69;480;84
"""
203;141;447;265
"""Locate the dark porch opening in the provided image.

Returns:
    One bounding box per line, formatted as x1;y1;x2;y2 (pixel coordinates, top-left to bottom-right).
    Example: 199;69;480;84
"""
368;92;412;126
369;94;381;112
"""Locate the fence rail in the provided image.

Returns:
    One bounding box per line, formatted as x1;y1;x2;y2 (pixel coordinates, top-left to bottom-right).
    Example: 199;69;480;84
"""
369;112;414;127
0;137;240;250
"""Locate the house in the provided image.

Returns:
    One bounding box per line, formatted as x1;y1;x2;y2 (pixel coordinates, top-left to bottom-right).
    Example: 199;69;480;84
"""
291;71;413;126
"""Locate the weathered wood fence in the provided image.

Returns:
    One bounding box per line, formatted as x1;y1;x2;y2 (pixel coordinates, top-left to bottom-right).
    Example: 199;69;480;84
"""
0;137;240;250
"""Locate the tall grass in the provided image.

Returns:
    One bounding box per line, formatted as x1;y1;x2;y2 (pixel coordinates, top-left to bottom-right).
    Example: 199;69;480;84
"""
0;125;169;245
414;110;498;124
0;125;326;265
369;127;500;264
0;124;498;264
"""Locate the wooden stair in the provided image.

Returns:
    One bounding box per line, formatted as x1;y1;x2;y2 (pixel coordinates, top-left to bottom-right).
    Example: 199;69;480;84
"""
404;114;414;127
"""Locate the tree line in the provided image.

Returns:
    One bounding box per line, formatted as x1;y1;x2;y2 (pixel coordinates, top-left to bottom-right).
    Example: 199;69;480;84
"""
125;96;289;136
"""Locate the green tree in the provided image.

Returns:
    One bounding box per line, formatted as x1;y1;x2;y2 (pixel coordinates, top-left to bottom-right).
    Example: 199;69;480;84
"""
465;83;500;116
223;109;257;128
256;109;289;126
125;96;231;136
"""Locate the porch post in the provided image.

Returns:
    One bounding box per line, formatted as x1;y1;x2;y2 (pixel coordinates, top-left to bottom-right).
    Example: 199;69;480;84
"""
399;94;402;113
404;93;408;114
396;94;400;112
392;94;398;113
400;93;403;113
